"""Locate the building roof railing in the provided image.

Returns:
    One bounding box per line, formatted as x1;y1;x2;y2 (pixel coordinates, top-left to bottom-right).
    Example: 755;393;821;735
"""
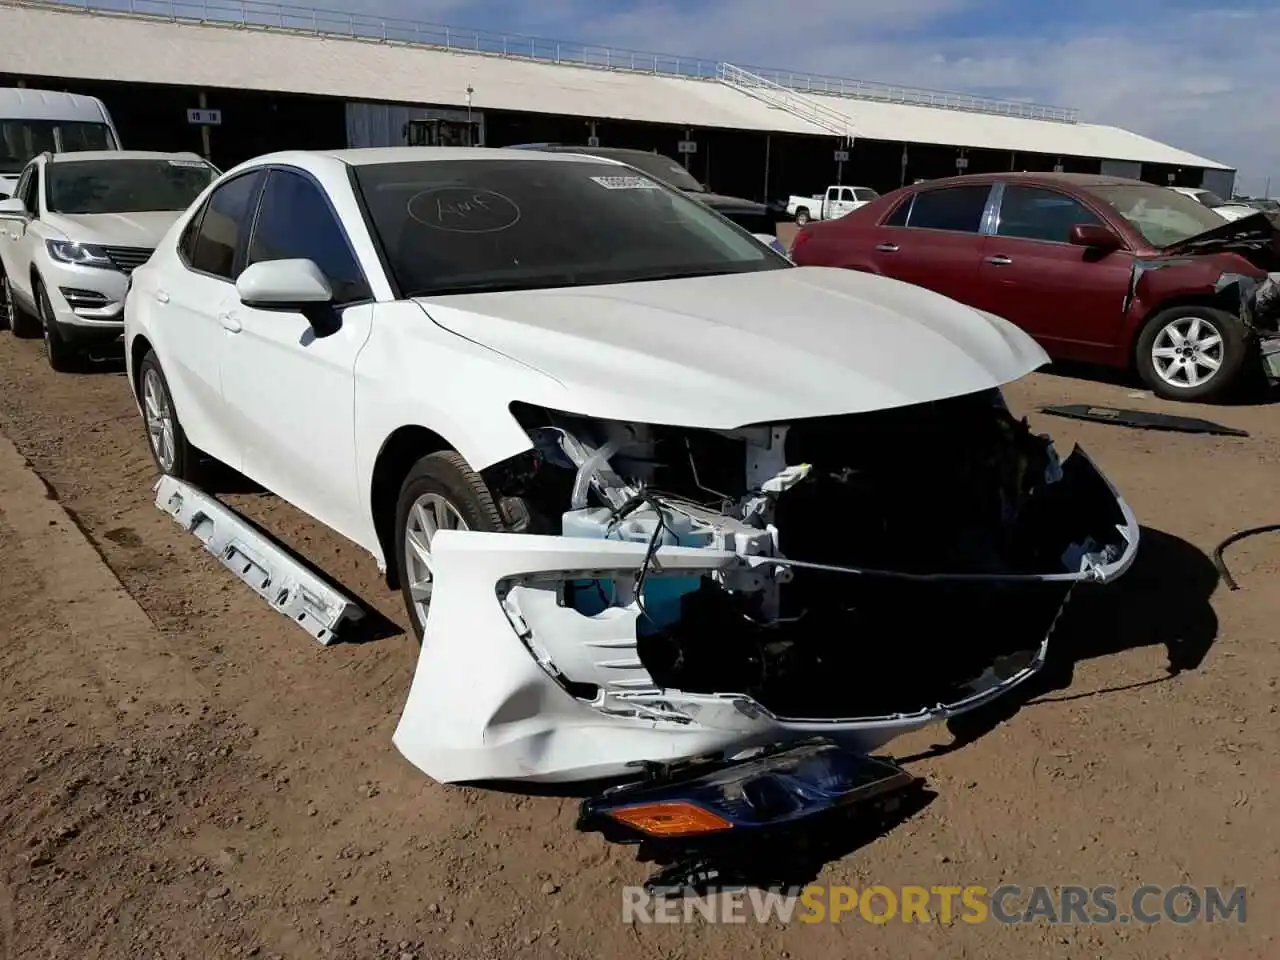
11;0;1082;124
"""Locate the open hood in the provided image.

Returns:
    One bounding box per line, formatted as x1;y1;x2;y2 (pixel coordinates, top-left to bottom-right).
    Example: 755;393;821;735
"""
414;266;1049;430
1159;210;1280;263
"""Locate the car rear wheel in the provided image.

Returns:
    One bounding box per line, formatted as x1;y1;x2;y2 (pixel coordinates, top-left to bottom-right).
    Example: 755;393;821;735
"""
394;451;507;643
1135;305;1248;402
794;208;810;225
137;349;200;481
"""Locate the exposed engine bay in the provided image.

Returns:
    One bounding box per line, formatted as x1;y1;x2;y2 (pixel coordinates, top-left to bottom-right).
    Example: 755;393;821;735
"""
478;389;1136;723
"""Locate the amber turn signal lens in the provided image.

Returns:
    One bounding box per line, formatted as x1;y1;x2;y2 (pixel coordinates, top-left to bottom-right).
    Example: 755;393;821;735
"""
606;801;734;837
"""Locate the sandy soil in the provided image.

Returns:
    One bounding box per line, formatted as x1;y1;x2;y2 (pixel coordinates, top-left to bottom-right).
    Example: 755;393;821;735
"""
0;332;1278;959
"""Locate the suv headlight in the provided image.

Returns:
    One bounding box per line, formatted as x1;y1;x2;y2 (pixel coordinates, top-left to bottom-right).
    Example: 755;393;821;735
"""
46;240;114;269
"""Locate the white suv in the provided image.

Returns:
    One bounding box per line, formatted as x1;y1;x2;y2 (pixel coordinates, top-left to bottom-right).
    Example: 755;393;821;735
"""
0;150;218;370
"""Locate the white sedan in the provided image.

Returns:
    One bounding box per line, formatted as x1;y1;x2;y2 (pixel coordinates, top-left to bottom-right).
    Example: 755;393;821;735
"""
125;147;1138;784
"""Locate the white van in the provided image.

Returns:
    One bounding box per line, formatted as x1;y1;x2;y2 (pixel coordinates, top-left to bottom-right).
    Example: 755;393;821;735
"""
0;88;121;197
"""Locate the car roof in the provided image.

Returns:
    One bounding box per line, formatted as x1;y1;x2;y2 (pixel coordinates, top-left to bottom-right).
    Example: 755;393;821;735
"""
516;144;660;158
47;150;208;164
905;171;1154;191
322;146;624;167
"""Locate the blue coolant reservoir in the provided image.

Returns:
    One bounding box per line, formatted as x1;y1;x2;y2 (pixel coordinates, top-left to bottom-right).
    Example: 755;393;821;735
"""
561;507;704;633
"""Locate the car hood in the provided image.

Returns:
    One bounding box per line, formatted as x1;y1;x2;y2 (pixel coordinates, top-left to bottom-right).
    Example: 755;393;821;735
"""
1159;211;1280;261
42;210;184;248
0;173;17;196
413;266;1049;429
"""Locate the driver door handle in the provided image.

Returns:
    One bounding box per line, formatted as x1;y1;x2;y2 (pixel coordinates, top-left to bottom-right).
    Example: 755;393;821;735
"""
218;312;242;333
986;255;1013;266
153;289;170;304
875;242;900;253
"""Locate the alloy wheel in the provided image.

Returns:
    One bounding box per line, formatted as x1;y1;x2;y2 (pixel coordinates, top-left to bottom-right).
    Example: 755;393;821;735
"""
142;367;177;473
1151;315;1224;390
403;492;470;630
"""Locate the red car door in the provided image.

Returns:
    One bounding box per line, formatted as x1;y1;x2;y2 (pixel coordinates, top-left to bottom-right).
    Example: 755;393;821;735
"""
972;184;1135;363
853;182;994;306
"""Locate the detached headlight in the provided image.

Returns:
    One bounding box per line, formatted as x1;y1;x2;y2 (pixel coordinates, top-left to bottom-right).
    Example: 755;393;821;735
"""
46;240;114;269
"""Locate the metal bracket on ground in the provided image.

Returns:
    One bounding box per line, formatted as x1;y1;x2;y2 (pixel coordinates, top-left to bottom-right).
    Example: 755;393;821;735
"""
153;476;363;644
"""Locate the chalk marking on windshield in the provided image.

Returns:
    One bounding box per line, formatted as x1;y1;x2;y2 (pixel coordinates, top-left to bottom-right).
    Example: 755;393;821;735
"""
167;159;209;168
407;186;521;233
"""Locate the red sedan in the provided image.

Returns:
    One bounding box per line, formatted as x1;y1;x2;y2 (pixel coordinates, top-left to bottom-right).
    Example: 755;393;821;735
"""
791;173;1280;401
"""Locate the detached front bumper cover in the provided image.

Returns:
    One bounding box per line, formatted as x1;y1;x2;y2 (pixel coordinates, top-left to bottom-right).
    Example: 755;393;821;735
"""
392;446;1139;785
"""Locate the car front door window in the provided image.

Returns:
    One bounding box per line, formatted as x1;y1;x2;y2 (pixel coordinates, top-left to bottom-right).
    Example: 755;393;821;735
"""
19;166;38;215
996;186;1104;243
189;171;263;280
245;169;371;304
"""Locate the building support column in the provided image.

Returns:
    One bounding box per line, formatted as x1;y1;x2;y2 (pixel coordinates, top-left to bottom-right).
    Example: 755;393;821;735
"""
198;90;212;161
762;134;771;204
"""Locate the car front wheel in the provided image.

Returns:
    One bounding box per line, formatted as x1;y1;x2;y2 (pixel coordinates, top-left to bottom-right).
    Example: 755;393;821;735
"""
1135;305;1249;402
4;273;41;339
394;451;507;643
137;349;200;481
36;277;80;372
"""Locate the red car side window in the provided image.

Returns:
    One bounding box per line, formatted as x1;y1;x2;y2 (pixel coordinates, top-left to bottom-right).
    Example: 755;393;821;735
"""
883;195;911;227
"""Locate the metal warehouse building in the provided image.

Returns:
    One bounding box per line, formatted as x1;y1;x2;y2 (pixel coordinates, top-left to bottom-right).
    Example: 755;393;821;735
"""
0;0;1237;202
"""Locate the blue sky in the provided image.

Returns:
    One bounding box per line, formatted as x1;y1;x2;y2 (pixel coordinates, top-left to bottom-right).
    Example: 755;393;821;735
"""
344;0;1276;191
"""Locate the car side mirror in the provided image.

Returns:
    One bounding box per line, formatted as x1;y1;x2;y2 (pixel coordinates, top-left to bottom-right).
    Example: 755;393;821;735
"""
236;259;341;336
0;196;26;216
1069;223;1122;251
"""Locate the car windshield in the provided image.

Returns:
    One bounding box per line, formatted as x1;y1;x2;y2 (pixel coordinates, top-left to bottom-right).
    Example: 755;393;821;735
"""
46;158;217;214
354;158;789;298
1089;184;1230;248
589;150;707;193
0;119;116;173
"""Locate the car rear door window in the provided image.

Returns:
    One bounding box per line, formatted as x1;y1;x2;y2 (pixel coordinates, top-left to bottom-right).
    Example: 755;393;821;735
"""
246;169;371;304
906;185;991;233
883;195;912;227
996;185;1104;243
190;170;263;280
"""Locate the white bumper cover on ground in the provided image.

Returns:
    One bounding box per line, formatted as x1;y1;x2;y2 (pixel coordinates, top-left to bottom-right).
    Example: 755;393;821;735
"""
392;467;1139;785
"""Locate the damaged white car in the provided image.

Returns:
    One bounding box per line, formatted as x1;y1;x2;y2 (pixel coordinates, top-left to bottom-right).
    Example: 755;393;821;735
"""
124;147;1139;786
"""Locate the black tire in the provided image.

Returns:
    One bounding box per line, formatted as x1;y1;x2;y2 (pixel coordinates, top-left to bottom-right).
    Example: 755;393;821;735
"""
35;277;81;373
136;349;201;482
794;208;810;226
6;274;41;339
394;450;507;643
0;271;11;332
1134;305;1249;403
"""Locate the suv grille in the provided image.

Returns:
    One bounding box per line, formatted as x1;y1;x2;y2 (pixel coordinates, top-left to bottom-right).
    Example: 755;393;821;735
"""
101;246;154;275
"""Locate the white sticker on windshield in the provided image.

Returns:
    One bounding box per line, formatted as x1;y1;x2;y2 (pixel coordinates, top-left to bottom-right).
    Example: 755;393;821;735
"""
167;159;209;168
590;175;660;190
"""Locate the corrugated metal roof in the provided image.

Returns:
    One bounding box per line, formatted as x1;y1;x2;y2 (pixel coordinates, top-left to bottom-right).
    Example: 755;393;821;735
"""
0;1;1231;171
804;94;1229;169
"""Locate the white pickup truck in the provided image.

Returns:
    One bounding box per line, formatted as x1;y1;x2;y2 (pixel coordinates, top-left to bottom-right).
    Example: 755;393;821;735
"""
787;185;880;225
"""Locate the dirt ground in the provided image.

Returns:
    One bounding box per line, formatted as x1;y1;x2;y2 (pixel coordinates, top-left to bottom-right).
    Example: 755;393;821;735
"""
0;330;1277;960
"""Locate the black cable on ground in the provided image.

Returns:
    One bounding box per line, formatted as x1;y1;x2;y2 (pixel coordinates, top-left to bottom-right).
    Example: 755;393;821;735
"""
1213;524;1280;591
